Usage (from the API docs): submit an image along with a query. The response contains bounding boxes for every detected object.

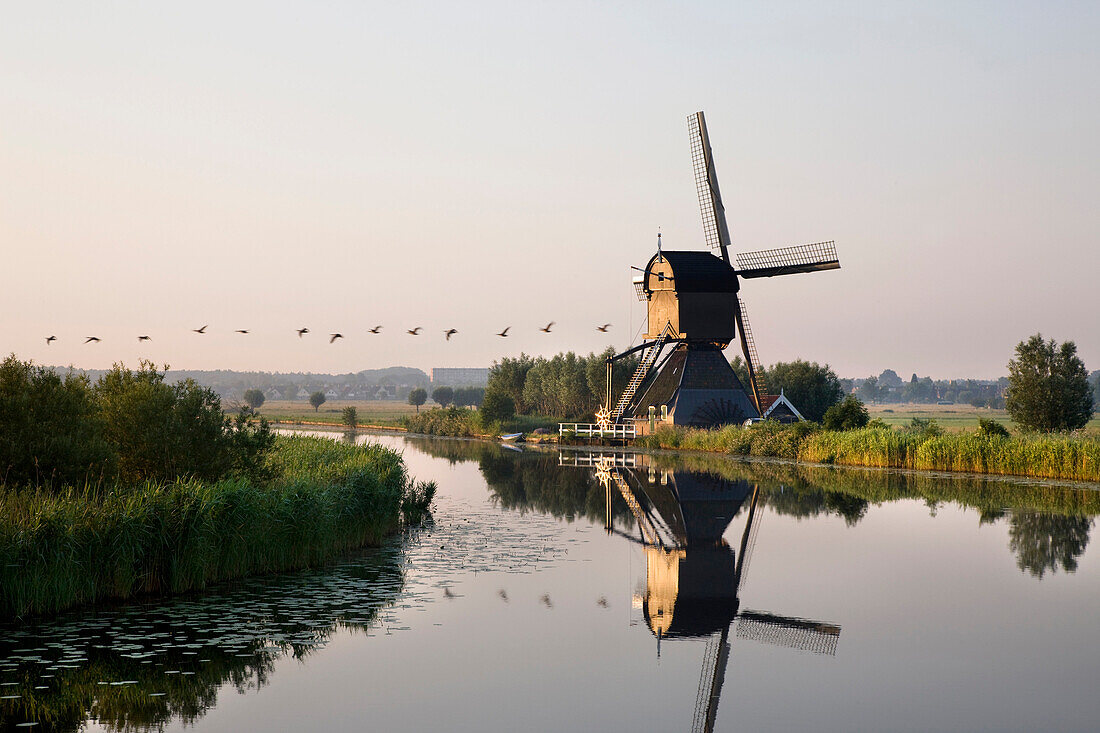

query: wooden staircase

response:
[610,327,671,422]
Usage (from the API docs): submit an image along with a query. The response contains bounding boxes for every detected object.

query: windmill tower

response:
[602,112,840,431]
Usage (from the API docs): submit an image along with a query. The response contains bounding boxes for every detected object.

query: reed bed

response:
[0,436,433,619]
[640,424,1100,483]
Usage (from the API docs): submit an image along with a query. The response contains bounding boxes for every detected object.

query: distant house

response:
[265,388,283,400]
[296,387,311,399]
[758,390,806,424]
[324,388,339,400]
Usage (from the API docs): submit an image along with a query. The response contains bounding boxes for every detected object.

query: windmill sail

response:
[734,611,841,655]
[736,240,840,279]
[688,112,733,264]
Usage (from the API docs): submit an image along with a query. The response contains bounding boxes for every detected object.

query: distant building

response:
[758,390,805,424]
[430,367,489,387]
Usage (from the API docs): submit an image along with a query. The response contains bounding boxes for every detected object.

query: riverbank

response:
[0,435,434,619]
[635,423,1100,483]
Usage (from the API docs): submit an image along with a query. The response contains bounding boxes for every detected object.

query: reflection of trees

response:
[0,546,405,732]
[479,452,636,529]
[1008,512,1094,579]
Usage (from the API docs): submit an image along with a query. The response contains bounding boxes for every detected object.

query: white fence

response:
[558,422,636,440]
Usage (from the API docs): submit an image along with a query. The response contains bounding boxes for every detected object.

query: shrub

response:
[0,355,115,488]
[243,389,266,410]
[902,417,943,438]
[977,418,1010,438]
[822,395,870,431]
[342,406,358,429]
[93,362,274,485]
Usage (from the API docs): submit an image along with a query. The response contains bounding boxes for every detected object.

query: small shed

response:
[758,390,805,424]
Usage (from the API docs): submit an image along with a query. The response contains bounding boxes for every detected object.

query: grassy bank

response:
[0,435,434,619]
[401,405,559,438]
[637,423,1100,483]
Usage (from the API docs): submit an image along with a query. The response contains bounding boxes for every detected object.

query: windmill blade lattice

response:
[736,241,840,279]
[688,112,733,261]
[734,611,841,655]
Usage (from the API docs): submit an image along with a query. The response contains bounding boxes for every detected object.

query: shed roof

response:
[647,251,738,293]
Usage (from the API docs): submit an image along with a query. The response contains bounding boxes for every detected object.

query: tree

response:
[765,360,843,423]
[1005,334,1093,432]
[857,376,880,404]
[453,386,485,407]
[243,388,265,410]
[487,354,536,414]
[309,391,326,412]
[878,369,903,389]
[408,387,427,413]
[342,405,358,428]
[431,386,454,406]
[823,395,869,431]
[480,389,515,423]
[94,361,273,484]
[0,355,115,488]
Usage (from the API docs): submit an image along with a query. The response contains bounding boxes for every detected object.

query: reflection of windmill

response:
[603,111,840,429]
[594,458,841,733]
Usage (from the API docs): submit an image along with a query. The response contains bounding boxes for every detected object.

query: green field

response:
[868,403,1100,436]
[254,399,420,427]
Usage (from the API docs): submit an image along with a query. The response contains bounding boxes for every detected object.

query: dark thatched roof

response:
[647,251,738,293]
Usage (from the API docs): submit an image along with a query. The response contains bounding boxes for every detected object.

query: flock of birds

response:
[44,323,614,346]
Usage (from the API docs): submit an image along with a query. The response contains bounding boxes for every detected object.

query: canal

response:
[3,432,1099,732]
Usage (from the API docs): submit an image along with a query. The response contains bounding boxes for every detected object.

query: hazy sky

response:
[2,1,1097,379]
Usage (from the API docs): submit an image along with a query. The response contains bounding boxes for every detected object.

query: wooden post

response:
[606,358,613,411]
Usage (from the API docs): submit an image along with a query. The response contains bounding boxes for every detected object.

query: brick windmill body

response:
[601,112,841,434]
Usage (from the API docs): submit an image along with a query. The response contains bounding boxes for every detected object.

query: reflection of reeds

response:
[0,436,428,618]
[637,424,1100,483]
[0,545,405,731]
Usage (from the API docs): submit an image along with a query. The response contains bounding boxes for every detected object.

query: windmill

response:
[600,111,840,430]
[592,457,841,733]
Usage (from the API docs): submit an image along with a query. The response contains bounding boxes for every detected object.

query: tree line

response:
[482,349,641,421]
[1,356,273,490]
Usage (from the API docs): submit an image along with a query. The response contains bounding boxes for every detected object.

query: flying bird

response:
[407,327,422,336]
[138,335,152,342]
[193,325,207,334]
[329,333,344,343]
[297,328,309,338]
[84,336,100,344]
[235,329,249,334]
[45,335,56,345]
[596,323,611,332]
[539,322,554,333]
[444,329,457,341]
[369,326,382,334]
[497,327,510,337]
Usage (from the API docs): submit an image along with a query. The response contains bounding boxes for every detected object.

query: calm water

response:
[3,432,1100,732]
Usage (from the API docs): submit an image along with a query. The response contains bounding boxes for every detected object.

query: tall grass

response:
[0,436,433,619]
[639,423,1100,482]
